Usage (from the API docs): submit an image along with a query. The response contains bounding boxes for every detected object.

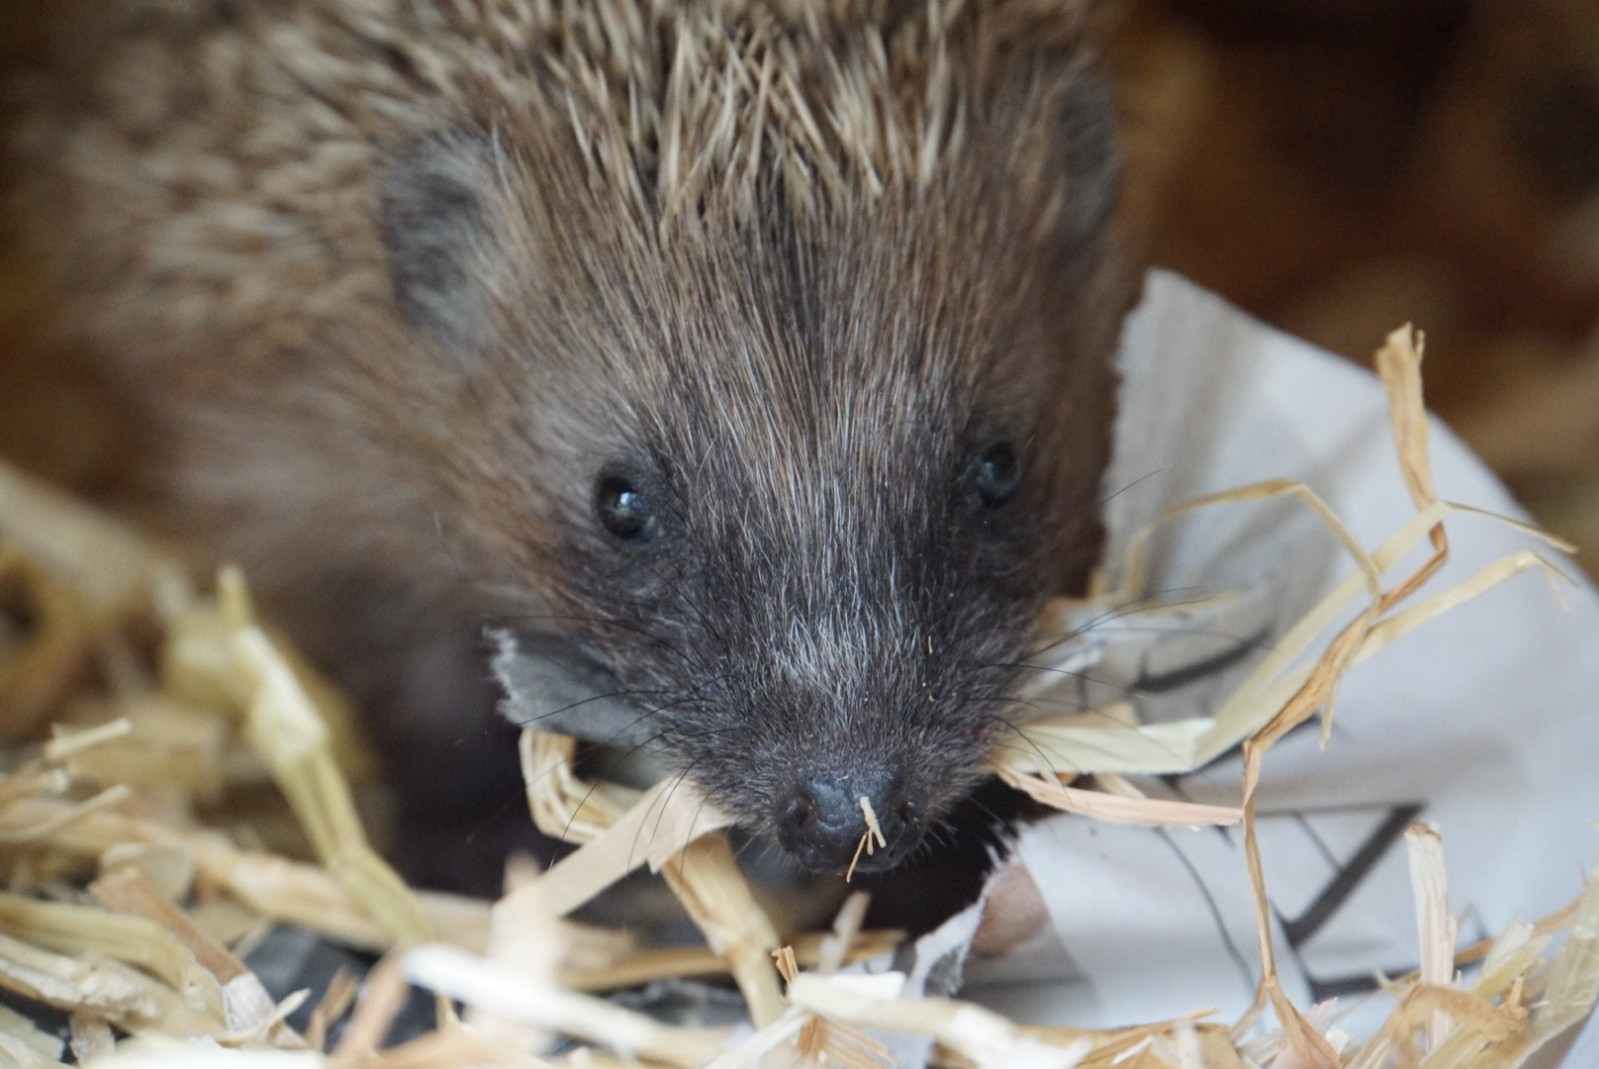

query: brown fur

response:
[12,0,1136,885]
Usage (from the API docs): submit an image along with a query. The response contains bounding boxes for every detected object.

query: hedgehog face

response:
[498,189,1123,874]
[560,413,1051,874]
[375,4,1131,875]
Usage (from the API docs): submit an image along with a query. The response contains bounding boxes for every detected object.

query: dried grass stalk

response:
[166,568,431,947]
[785,973,1092,1069]
[520,732,735,917]
[68,1013,114,1063]
[519,732,784,1026]
[0,796,480,953]
[0,1001,68,1064]
[991,764,1242,828]
[89,867,304,1046]
[658,833,785,1027]
[1407,823,1458,1050]
[402,944,728,1067]
[0,928,161,1026]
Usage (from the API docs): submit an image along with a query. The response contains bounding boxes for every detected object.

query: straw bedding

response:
[0,330,1593,1068]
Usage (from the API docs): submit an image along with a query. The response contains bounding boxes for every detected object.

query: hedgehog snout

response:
[774,764,920,874]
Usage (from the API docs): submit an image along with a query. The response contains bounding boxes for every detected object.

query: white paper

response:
[494,268,1599,1062]
[966,271,1599,1051]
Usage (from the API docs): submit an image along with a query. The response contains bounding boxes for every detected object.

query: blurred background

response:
[2,0,1596,572]
[1108,0,1599,571]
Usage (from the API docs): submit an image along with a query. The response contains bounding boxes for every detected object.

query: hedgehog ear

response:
[1055,58,1120,251]
[380,130,506,354]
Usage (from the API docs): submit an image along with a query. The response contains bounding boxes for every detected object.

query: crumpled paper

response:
[960,270,1599,1042]
[497,269,1599,1059]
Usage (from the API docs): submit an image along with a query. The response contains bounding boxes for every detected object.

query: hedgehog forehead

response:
[638,326,967,520]
[528,0,1090,227]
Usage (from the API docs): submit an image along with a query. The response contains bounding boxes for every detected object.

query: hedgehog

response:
[10,0,1136,895]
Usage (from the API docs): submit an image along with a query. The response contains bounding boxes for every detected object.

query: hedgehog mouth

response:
[493,629,1011,887]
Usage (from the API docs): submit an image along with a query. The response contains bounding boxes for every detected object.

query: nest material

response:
[0,329,1594,1069]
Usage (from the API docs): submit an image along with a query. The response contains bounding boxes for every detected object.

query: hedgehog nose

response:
[776,768,917,874]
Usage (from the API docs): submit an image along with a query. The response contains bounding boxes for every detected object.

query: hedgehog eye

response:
[595,475,656,542]
[971,441,1020,509]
